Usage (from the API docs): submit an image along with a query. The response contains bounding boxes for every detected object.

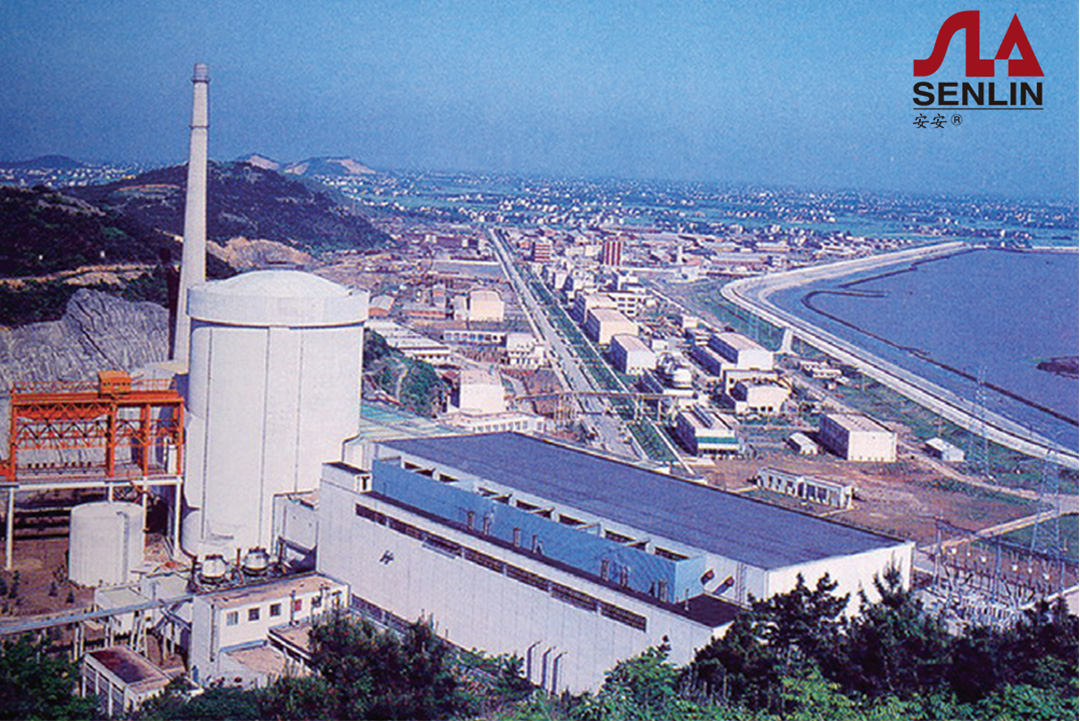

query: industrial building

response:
[366,319,451,364]
[181,270,368,559]
[190,574,348,688]
[83,646,172,717]
[728,379,791,415]
[317,433,913,693]
[708,332,774,371]
[609,334,657,376]
[926,437,965,462]
[755,468,854,509]
[674,407,740,456]
[467,289,505,322]
[819,413,897,462]
[584,308,638,345]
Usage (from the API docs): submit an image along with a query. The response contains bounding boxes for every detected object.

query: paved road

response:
[487,228,642,459]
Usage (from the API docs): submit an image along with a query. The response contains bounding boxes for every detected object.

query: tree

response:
[308,610,472,719]
[687,573,846,712]
[574,645,718,721]
[0,636,96,720]
[835,566,950,698]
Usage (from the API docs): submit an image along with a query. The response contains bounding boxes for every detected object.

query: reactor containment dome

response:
[181,270,369,558]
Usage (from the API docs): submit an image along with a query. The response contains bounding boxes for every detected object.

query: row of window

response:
[224,596,320,627]
[354,502,648,633]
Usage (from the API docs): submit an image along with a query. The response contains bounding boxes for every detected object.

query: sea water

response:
[768,248,1079,452]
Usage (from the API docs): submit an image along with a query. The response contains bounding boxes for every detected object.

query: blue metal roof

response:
[380,433,905,570]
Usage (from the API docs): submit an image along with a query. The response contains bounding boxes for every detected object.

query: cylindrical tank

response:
[181,270,368,558]
[69,502,144,587]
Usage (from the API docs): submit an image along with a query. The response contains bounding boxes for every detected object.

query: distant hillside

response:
[283,156,376,177]
[0,155,87,170]
[0,186,170,276]
[72,161,389,251]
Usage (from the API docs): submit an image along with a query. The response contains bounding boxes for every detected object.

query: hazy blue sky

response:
[1,0,1076,199]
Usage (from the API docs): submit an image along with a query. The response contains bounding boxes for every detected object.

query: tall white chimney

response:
[172,63,210,364]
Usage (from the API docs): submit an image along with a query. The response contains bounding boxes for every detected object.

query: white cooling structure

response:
[69,502,145,587]
[181,270,368,558]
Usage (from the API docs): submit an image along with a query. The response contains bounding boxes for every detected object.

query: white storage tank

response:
[69,502,144,586]
[181,270,368,558]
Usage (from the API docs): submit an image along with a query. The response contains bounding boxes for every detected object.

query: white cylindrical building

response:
[69,502,145,587]
[181,270,368,558]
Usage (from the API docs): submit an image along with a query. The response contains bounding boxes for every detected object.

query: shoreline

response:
[723,242,1079,471]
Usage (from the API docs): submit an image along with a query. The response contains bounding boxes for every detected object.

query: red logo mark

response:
[914,11,1043,77]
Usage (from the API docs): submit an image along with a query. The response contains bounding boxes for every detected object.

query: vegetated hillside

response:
[363,331,447,417]
[72,161,389,252]
[0,186,171,277]
[0,186,234,327]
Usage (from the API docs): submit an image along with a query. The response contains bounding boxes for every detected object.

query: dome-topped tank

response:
[182,270,368,558]
[69,502,144,586]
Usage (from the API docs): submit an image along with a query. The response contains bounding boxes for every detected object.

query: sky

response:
[1,0,1077,200]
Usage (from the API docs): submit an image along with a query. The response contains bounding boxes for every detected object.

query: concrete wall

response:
[317,476,724,694]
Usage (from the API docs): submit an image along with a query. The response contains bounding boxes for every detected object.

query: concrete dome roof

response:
[188,270,368,328]
[205,270,352,299]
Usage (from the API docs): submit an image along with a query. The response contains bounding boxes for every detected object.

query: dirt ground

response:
[696,448,1038,547]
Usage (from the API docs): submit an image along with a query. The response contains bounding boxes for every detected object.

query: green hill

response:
[0,186,171,277]
[72,161,390,251]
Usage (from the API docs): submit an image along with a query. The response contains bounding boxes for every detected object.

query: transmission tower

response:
[967,368,992,480]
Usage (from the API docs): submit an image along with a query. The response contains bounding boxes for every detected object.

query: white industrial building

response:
[926,437,965,462]
[317,433,913,694]
[755,467,854,509]
[181,271,368,559]
[609,334,657,376]
[453,368,506,415]
[367,319,451,364]
[572,293,616,322]
[468,289,505,322]
[728,379,791,415]
[584,308,638,345]
[674,407,741,456]
[709,332,774,371]
[819,413,897,462]
[189,574,348,689]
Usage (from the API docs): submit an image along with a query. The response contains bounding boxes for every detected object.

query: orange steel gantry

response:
[2,371,184,482]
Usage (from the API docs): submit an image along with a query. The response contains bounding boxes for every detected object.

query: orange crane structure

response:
[1,371,185,570]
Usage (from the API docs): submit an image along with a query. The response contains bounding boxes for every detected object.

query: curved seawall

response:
[723,242,1079,470]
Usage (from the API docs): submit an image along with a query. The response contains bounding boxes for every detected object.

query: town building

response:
[468,289,505,322]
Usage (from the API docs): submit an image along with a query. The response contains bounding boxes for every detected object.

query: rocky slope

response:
[0,289,168,388]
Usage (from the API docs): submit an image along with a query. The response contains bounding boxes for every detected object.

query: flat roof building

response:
[317,433,912,693]
[819,413,897,463]
[83,647,172,717]
[674,407,741,456]
[609,334,657,376]
[584,308,638,345]
[709,332,773,371]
